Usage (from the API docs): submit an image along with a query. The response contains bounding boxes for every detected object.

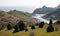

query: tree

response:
[7,24,12,30]
[31,25,35,30]
[18,20,25,31]
[47,25,54,32]
[46,19,54,32]
[13,25,19,33]
[13,20,25,33]
[39,22,44,28]
[49,19,53,25]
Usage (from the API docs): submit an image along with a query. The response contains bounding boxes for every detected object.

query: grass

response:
[8,11,32,19]
[0,25,60,36]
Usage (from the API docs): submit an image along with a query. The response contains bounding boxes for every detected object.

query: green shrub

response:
[31,25,35,30]
[39,22,44,28]
[7,24,12,30]
[47,25,54,32]
[18,20,25,31]
[13,25,19,33]
[46,19,54,32]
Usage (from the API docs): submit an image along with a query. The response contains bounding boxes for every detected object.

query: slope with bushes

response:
[0,10,20,26]
[8,10,32,20]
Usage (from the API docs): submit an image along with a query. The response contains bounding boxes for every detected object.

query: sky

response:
[0,0,60,13]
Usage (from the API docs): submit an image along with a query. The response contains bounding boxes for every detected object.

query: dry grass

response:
[0,25,60,36]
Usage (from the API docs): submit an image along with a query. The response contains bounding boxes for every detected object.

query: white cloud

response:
[0,0,60,7]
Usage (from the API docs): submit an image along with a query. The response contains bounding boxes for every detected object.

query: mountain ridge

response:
[33,4,60,14]
[42,8,60,20]
[0,10,32,26]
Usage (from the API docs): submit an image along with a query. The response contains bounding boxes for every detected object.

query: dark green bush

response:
[31,25,35,30]
[39,22,44,28]
[47,25,54,32]
[46,19,54,32]
[13,25,19,33]
[7,24,12,30]
[18,21,25,31]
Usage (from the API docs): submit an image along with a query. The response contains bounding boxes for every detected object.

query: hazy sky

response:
[0,0,60,7]
[0,0,60,13]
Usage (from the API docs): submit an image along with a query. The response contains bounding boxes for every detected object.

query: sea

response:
[32,14,57,24]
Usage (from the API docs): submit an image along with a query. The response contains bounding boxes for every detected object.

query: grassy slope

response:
[0,11,20,25]
[0,25,60,36]
[8,10,32,20]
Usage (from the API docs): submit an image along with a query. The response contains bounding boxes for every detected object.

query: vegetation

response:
[39,22,44,28]
[47,25,54,32]
[0,10,60,36]
[0,11,20,26]
[54,20,60,31]
[13,20,25,33]
[13,25,19,33]
[0,25,4,30]
[35,23,39,26]
[0,25,60,36]
[31,25,35,30]
[8,10,32,19]
[0,10,32,27]
[7,24,12,30]
[25,29,28,32]
[18,21,25,31]
[49,19,53,25]
[25,25,28,31]
[56,20,60,24]
[46,19,54,32]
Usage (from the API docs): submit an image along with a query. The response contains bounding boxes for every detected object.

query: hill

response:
[8,10,32,19]
[8,10,32,23]
[42,8,60,20]
[33,4,60,14]
[33,6,55,14]
[0,10,20,26]
[0,10,32,26]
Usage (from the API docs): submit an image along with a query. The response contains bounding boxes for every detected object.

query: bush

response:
[25,29,28,31]
[13,20,25,33]
[49,19,53,25]
[31,25,35,30]
[46,19,54,32]
[13,25,19,33]
[18,20,25,31]
[39,22,44,28]
[7,24,12,30]
[47,25,54,32]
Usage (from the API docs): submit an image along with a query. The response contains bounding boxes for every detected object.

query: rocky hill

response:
[42,8,60,20]
[0,10,32,26]
[8,10,32,20]
[33,6,55,14]
[0,10,20,26]
[33,4,60,14]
